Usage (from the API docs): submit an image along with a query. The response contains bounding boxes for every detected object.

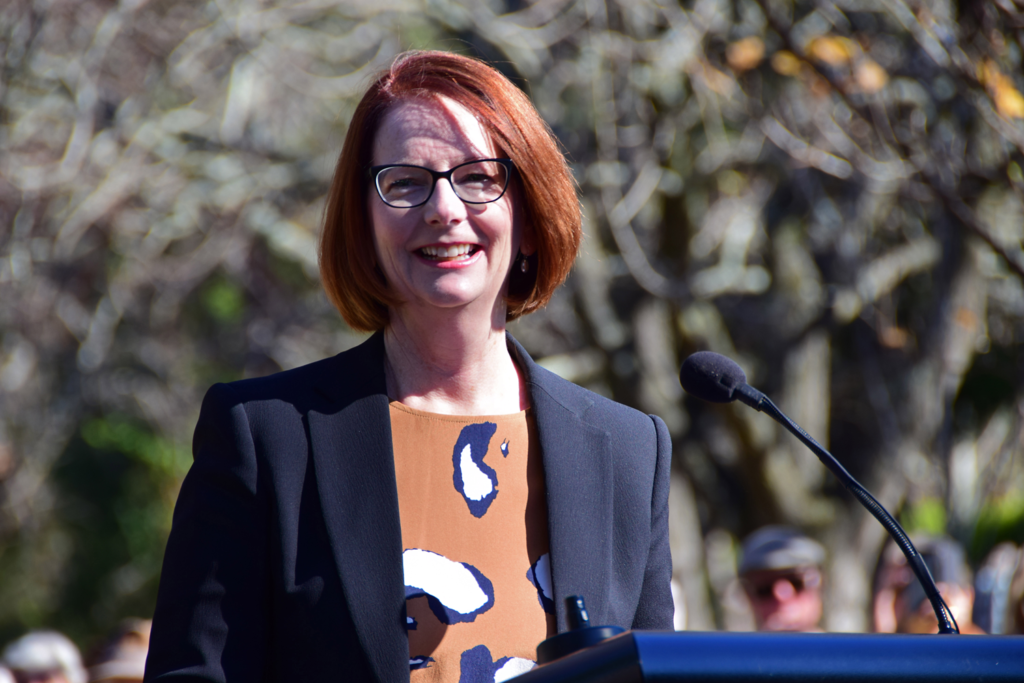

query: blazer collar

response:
[508,335,615,631]
[307,331,408,683]
[307,331,615,680]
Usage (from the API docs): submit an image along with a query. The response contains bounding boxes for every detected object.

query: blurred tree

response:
[1,0,1022,642]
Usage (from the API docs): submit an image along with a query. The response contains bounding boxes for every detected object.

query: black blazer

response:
[145,332,673,682]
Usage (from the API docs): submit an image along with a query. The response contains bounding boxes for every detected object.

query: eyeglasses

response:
[369,158,514,209]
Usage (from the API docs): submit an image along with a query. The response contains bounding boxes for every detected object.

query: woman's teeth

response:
[420,244,475,260]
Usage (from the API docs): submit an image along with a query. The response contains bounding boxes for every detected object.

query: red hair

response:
[319,50,581,332]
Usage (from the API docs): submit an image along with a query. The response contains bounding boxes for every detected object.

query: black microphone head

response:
[679,351,748,403]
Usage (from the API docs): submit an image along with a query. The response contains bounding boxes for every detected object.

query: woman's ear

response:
[520,224,537,257]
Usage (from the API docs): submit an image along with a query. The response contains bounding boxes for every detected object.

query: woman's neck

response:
[382,308,528,416]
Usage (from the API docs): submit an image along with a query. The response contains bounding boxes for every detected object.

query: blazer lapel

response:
[305,330,615,679]
[307,333,408,683]
[509,336,614,632]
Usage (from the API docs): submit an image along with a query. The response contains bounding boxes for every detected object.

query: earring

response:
[519,253,529,273]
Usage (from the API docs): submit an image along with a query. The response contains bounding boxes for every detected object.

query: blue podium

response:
[515,630,1024,682]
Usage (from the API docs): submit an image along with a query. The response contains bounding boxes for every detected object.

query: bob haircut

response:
[319,50,582,332]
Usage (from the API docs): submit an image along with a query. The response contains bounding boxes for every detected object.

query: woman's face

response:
[369,96,525,321]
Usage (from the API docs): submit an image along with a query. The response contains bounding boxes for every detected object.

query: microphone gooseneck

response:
[679,351,959,635]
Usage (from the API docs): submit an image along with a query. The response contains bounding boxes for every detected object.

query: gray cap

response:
[1,631,85,683]
[739,526,826,575]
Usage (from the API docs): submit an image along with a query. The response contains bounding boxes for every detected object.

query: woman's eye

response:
[383,172,428,193]
[455,168,498,187]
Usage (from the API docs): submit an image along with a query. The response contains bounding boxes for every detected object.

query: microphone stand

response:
[733,384,960,634]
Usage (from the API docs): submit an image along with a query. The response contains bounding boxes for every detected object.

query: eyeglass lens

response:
[375,160,510,208]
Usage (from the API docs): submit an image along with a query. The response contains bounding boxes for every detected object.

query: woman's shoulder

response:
[215,355,338,399]
[521,352,670,486]
[530,363,657,425]
[204,332,386,409]
[510,336,661,433]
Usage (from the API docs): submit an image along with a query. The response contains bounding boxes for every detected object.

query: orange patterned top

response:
[389,402,556,682]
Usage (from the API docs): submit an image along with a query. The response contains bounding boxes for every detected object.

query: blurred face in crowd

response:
[896,581,976,634]
[743,566,823,632]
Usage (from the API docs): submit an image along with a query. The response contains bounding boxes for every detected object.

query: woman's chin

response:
[397,285,505,317]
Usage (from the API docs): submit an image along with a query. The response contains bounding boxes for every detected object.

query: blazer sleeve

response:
[631,413,674,630]
[145,383,270,683]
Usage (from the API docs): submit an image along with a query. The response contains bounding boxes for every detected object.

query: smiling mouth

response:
[418,244,479,262]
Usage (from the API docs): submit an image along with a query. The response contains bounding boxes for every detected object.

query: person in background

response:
[87,619,150,683]
[892,536,985,634]
[871,540,908,633]
[1,631,86,683]
[973,542,1024,635]
[738,526,826,632]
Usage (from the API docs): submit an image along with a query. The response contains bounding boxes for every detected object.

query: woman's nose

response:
[424,178,467,224]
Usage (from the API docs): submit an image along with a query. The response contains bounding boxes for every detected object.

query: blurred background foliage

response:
[1,0,1023,645]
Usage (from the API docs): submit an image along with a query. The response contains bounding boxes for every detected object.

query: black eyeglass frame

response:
[368,158,515,209]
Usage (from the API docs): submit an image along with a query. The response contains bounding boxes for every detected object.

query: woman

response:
[145,51,672,683]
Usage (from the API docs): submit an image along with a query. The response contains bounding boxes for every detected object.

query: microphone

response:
[679,351,960,635]
[679,351,765,407]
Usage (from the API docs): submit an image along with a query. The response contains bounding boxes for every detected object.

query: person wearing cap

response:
[738,526,826,632]
[1,631,86,683]
[974,542,1024,635]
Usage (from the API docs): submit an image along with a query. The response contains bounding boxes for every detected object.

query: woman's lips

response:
[418,244,479,262]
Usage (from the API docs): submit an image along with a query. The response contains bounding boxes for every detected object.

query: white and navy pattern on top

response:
[389,403,555,683]
[452,422,500,518]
